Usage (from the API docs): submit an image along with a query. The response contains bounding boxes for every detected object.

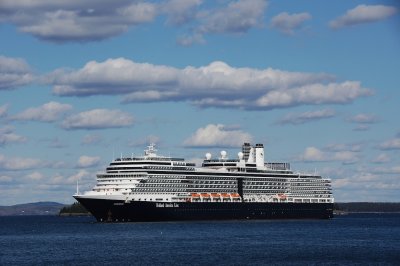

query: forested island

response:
[59,202,90,216]
[334,202,400,213]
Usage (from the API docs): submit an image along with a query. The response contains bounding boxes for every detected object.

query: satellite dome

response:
[238,152,244,160]
[205,153,212,160]
[220,150,227,159]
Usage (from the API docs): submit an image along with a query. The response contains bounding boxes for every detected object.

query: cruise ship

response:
[74,143,334,222]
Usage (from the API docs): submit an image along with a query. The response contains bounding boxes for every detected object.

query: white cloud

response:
[47,58,372,110]
[255,81,372,109]
[0,126,27,146]
[373,166,400,175]
[330,4,397,29]
[162,0,202,26]
[0,1,157,42]
[270,12,311,35]
[11,101,72,122]
[0,175,13,183]
[25,171,44,181]
[176,33,205,46]
[183,124,252,148]
[0,154,42,170]
[324,143,362,153]
[0,104,9,118]
[197,0,267,34]
[50,170,90,185]
[298,146,359,164]
[48,58,179,96]
[299,147,326,161]
[371,153,390,164]
[0,55,33,90]
[61,108,134,130]
[379,138,400,150]
[348,113,379,124]
[77,156,101,168]
[277,109,335,125]
[332,151,359,165]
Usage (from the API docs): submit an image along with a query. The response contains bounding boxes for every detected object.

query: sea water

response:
[0,213,399,265]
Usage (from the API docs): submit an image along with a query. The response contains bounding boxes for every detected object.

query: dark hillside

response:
[0,202,65,216]
[335,202,400,212]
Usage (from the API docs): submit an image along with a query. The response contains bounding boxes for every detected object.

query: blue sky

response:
[0,0,399,205]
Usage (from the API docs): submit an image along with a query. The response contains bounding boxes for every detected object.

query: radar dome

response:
[238,152,244,160]
[220,150,227,159]
[205,153,212,160]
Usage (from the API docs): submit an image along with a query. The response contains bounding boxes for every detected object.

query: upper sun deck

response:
[110,143,191,166]
[201,144,291,172]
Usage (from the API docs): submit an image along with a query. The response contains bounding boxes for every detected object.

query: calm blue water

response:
[0,213,399,265]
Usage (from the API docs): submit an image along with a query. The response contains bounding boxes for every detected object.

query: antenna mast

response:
[76,179,80,195]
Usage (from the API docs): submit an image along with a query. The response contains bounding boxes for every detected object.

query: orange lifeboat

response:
[278,193,287,200]
[211,193,220,198]
[201,193,210,198]
[191,193,200,197]
[221,193,230,198]
[231,193,240,198]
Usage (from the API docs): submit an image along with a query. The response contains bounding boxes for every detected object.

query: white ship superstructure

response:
[77,143,333,205]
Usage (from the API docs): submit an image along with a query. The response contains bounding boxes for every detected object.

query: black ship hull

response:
[75,197,334,222]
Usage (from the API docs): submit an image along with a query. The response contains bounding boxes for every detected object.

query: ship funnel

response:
[255,143,265,169]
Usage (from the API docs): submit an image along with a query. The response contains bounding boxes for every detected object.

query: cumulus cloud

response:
[270,12,311,34]
[0,154,42,170]
[0,126,27,146]
[11,101,72,122]
[197,0,267,34]
[277,109,335,125]
[77,156,101,168]
[347,113,379,131]
[0,175,13,183]
[255,81,372,109]
[371,153,390,164]
[324,143,362,153]
[378,138,400,150]
[183,124,252,148]
[347,113,379,124]
[47,58,372,110]
[176,0,267,45]
[329,4,397,29]
[0,0,267,43]
[0,55,34,90]
[372,166,400,175]
[0,1,157,42]
[176,33,205,46]
[61,109,134,130]
[298,146,359,164]
[0,104,9,118]
[162,0,202,26]
[25,171,44,181]
[50,170,90,185]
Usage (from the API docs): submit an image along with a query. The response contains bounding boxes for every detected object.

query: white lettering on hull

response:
[156,203,179,208]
